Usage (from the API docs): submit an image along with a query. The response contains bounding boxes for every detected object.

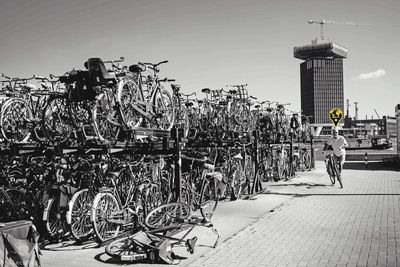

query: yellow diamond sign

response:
[329,108,343,127]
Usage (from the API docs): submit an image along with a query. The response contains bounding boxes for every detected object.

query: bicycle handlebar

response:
[142,60,169,68]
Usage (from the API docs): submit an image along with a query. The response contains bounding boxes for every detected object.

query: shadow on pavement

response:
[268,182,328,188]
[94,252,139,265]
[40,239,100,251]
[344,162,400,171]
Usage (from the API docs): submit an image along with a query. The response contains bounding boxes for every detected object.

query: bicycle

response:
[105,202,219,263]
[180,150,222,221]
[0,75,52,143]
[118,60,175,134]
[90,157,162,242]
[324,152,343,188]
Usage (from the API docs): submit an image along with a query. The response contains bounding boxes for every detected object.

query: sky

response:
[1,0,399,119]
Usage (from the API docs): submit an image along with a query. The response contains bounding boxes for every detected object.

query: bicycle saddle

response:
[171,84,180,92]
[129,64,146,73]
[186,236,198,254]
[229,89,237,94]
[218,101,227,106]
[201,88,211,94]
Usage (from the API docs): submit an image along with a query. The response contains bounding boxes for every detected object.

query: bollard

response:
[365,152,368,169]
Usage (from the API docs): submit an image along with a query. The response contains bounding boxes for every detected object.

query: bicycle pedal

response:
[186,236,198,254]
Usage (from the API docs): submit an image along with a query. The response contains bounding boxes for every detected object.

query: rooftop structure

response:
[294,42,348,60]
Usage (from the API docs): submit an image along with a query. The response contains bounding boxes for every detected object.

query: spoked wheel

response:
[105,235,147,259]
[145,202,191,229]
[117,78,143,129]
[302,151,312,171]
[45,196,69,238]
[243,155,255,195]
[42,96,73,143]
[334,163,343,188]
[92,92,122,143]
[4,188,27,221]
[152,88,175,130]
[0,98,33,142]
[91,192,121,243]
[175,107,190,138]
[199,179,219,221]
[230,163,244,200]
[68,189,94,241]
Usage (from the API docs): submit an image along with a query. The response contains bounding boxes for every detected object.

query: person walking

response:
[323,128,348,179]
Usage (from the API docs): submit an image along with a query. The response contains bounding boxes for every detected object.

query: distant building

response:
[294,42,348,136]
[342,116,397,137]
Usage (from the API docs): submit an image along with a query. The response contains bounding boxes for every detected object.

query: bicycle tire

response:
[152,88,175,130]
[117,78,143,129]
[0,98,33,142]
[105,235,147,260]
[67,188,94,241]
[44,196,70,237]
[145,202,191,229]
[334,162,343,188]
[92,92,121,143]
[199,178,219,220]
[327,159,335,184]
[4,188,26,221]
[91,192,121,242]
[175,106,190,138]
[303,151,312,171]
[42,96,73,143]
[231,163,244,200]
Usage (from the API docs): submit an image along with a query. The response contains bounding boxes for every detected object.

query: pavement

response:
[41,161,400,267]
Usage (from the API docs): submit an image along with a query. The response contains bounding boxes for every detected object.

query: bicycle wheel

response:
[334,162,343,188]
[4,188,26,221]
[302,151,312,171]
[117,78,143,129]
[91,192,121,242]
[231,163,244,200]
[199,178,219,220]
[105,235,147,259]
[152,88,175,130]
[67,189,94,241]
[145,202,190,229]
[42,96,73,143]
[45,196,69,237]
[175,107,190,138]
[0,98,33,142]
[242,155,255,194]
[327,160,336,184]
[92,92,122,143]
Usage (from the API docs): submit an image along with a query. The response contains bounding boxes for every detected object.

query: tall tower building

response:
[294,42,348,135]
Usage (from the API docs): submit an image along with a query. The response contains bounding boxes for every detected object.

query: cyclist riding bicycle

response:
[322,128,348,179]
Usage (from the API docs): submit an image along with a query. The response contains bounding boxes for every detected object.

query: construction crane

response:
[308,19,369,41]
[373,108,380,119]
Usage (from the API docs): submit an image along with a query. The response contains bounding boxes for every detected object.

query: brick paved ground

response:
[186,162,400,267]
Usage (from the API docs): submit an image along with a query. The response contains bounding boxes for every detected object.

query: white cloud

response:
[357,69,386,80]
